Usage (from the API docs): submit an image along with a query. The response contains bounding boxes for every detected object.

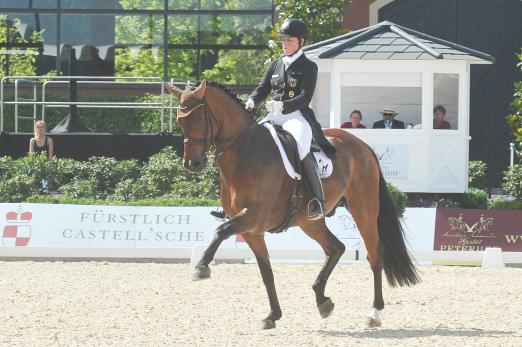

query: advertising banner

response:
[434,208,522,252]
[0,204,220,249]
[1,203,435,258]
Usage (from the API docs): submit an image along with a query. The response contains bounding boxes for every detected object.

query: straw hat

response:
[380,105,398,115]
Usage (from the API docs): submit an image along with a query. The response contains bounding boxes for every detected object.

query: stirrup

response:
[307,198,324,221]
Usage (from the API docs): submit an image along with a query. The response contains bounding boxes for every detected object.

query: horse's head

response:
[165,80,214,172]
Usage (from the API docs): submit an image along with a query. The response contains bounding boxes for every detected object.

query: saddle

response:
[271,124,302,177]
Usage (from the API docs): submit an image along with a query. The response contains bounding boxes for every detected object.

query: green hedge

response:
[2,148,414,214]
[501,164,522,200]
[386,182,407,217]
[5,147,518,210]
[468,160,488,189]
[488,198,522,210]
[462,188,488,209]
[0,147,219,203]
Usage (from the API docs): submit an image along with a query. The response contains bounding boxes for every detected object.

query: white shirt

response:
[282,49,303,71]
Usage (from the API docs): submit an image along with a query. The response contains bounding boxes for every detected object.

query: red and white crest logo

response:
[2,207,32,247]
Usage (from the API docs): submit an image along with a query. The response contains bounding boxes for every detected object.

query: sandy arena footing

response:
[0,262,521,346]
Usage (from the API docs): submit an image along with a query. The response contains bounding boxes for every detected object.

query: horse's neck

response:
[216,126,273,174]
[207,87,252,143]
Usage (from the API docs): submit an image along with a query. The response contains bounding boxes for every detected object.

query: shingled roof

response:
[303,21,494,63]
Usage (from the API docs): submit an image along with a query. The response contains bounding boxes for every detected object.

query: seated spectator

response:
[433,105,451,129]
[29,120,54,160]
[372,106,405,129]
[341,110,366,129]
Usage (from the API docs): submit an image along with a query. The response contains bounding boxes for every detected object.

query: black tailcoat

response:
[249,54,336,159]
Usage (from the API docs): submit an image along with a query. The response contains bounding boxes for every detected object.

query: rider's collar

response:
[282,49,303,69]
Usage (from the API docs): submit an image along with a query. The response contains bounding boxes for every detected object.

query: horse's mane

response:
[191,81,246,109]
[189,80,261,120]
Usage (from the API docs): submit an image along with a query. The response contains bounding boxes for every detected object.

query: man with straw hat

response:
[372,106,405,129]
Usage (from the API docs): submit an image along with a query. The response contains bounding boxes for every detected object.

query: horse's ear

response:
[164,83,182,100]
[192,80,207,100]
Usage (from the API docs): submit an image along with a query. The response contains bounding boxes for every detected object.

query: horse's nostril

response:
[188,160,203,172]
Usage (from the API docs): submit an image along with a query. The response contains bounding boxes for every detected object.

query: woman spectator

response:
[341,110,366,129]
[29,120,54,160]
[433,105,451,129]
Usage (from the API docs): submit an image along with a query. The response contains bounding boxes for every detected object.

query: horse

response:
[165,80,420,330]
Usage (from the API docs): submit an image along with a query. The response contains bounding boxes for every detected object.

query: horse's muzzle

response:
[184,157,207,172]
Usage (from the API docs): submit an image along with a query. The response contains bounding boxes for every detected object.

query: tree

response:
[507,50,522,160]
[268,0,350,57]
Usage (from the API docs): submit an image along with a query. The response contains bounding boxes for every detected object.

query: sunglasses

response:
[383,113,394,116]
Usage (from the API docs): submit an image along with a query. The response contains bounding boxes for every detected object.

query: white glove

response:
[266,100,284,115]
[245,98,255,111]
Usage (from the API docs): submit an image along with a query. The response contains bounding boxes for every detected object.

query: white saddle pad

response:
[312,150,333,179]
[263,123,333,180]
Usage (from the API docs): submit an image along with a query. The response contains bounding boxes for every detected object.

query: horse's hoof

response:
[261,319,276,330]
[318,298,335,319]
[366,308,382,328]
[366,317,382,328]
[193,265,210,281]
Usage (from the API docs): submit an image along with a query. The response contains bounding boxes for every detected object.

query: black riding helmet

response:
[278,18,307,40]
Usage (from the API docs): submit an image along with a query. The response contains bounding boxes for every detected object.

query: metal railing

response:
[0,76,179,133]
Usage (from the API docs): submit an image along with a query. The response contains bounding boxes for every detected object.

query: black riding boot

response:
[302,152,325,221]
[210,208,226,220]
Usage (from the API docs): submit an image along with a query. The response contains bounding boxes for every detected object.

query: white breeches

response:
[263,110,312,160]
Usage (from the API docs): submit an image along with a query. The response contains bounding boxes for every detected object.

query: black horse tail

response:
[377,170,420,287]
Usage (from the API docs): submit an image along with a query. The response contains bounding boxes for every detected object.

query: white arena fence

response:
[1,203,521,266]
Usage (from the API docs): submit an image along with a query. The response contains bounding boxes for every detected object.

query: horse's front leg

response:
[301,221,346,319]
[242,233,282,330]
[193,209,246,280]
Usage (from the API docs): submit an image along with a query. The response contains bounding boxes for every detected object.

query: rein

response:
[179,98,256,156]
[214,121,257,156]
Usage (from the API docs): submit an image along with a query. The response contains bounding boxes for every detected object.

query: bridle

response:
[178,98,256,156]
[178,99,217,155]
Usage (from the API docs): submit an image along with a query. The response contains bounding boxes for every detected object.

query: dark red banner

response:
[434,208,522,252]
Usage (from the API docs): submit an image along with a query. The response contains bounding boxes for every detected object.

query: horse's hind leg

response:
[348,204,384,327]
[301,221,346,319]
[241,233,282,329]
[366,224,384,328]
[194,209,246,280]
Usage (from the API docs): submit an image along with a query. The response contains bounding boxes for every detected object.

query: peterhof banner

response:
[434,208,522,252]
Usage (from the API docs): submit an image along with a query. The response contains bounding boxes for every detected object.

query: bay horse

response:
[165,80,419,329]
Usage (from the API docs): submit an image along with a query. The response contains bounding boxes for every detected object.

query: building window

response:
[433,73,459,130]
[340,72,422,129]
[0,1,273,82]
